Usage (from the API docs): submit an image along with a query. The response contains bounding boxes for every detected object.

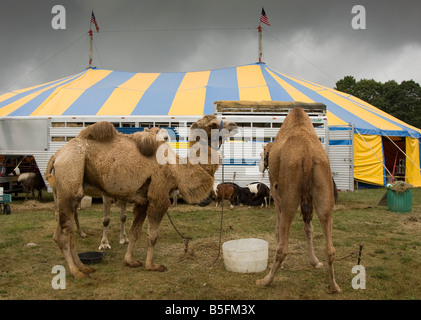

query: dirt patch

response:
[9,200,54,212]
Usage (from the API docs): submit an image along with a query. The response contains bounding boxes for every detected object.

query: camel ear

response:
[191,123,198,129]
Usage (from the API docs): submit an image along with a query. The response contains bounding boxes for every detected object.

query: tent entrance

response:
[382,136,406,182]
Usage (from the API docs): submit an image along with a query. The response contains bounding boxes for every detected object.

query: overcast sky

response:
[1,0,420,94]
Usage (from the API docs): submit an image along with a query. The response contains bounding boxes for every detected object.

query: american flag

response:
[91,11,99,32]
[260,7,270,26]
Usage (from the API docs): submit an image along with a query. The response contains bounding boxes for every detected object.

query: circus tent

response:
[1,62,420,187]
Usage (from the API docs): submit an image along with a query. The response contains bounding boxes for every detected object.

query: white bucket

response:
[222,238,268,273]
[80,196,92,209]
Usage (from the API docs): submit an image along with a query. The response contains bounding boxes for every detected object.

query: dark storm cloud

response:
[1,0,420,94]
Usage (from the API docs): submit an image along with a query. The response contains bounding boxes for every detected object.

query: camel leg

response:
[119,201,129,245]
[124,203,148,268]
[312,176,341,293]
[54,199,89,279]
[145,201,168,272]
[99,196,112,250]
[256,208,295,287]
[74,208,87,238]
[317,212,341,293]
[303,220,323,268]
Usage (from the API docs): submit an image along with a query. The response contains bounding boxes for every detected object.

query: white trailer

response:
[0,101,354,193]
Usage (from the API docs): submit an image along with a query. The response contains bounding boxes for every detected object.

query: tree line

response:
[335,76,421,130]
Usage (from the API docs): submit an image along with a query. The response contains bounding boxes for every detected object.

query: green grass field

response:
[0,188,420,300]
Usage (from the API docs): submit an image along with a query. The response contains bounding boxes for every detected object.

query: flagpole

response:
[258,7,270,63]
[258,23,263,63]
[88,11,93,68]
[89,29,93,68]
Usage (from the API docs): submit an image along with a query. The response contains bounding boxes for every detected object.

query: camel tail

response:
[300,157,313,222]
[45,154,56,188]
[78,121,117,142]
[332,177,338,204]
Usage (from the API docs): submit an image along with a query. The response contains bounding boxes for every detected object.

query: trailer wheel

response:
[4,204,11,215]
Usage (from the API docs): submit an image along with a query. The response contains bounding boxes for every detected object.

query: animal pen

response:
[0,100,355,193]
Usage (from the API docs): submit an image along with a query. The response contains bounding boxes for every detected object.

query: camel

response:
[47,127,168,250]
[46,115,237,279]
[256,107,341,293]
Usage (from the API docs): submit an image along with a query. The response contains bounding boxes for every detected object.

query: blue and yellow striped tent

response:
[1,62,420,186]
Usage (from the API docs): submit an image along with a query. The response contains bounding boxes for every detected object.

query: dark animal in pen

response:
[17,172,46,201]
[215,183,238,209]
[245,182,271,207]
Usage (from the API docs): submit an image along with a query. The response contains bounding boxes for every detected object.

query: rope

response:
[213,142,225,263]
[166,211,191,253]
[380,130,421,171]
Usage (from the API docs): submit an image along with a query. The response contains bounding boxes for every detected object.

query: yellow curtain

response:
[354,134,385,185]
[405,137,421,187]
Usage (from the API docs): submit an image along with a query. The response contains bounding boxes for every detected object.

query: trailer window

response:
[155,122,169,127]
[252,122,271,128]
[121,122,135,127]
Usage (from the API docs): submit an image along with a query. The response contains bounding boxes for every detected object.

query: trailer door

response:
[328,125,354,191]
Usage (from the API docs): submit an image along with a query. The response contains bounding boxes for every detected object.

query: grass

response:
[0,188,420,300]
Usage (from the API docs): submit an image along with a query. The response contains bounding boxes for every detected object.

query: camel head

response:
[131,127,170,157]
[259,142,273,172]
[189,115,238,149]
[145,127,169,143]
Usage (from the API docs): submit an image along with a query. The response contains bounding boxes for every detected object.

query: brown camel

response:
[46,116,237,279]
[256,107,341,293]
[47,127,168,250]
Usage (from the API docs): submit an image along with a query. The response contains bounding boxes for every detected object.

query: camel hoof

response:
[125,260,143,268]
[255,278,270,287]
[99,243,111,250]
[78,232,87,238]
[311,261,323,269]
[81,266,96,274]
[73,271,90,279]
[119,238,129,245]
[147,264,167,272]
[329,283,342,294]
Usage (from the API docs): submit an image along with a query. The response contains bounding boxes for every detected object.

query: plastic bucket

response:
[387,189,412,213]
[222,238,268,273]
[80,196,92,209]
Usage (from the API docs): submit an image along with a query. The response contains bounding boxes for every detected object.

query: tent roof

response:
[1,62,420,138]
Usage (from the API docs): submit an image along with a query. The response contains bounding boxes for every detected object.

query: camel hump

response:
[131,131,158,157]
[300,157,313,222]
[78,121,117,142]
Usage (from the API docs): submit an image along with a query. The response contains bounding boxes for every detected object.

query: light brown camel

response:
[47,127,168,251]
[46,116,237,279]
[256,107,341,293]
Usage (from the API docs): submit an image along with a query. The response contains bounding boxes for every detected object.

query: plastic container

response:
[80,196,92,209]
[387,189,412,213]
[222,238,268,273]
[0,187,3,195]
